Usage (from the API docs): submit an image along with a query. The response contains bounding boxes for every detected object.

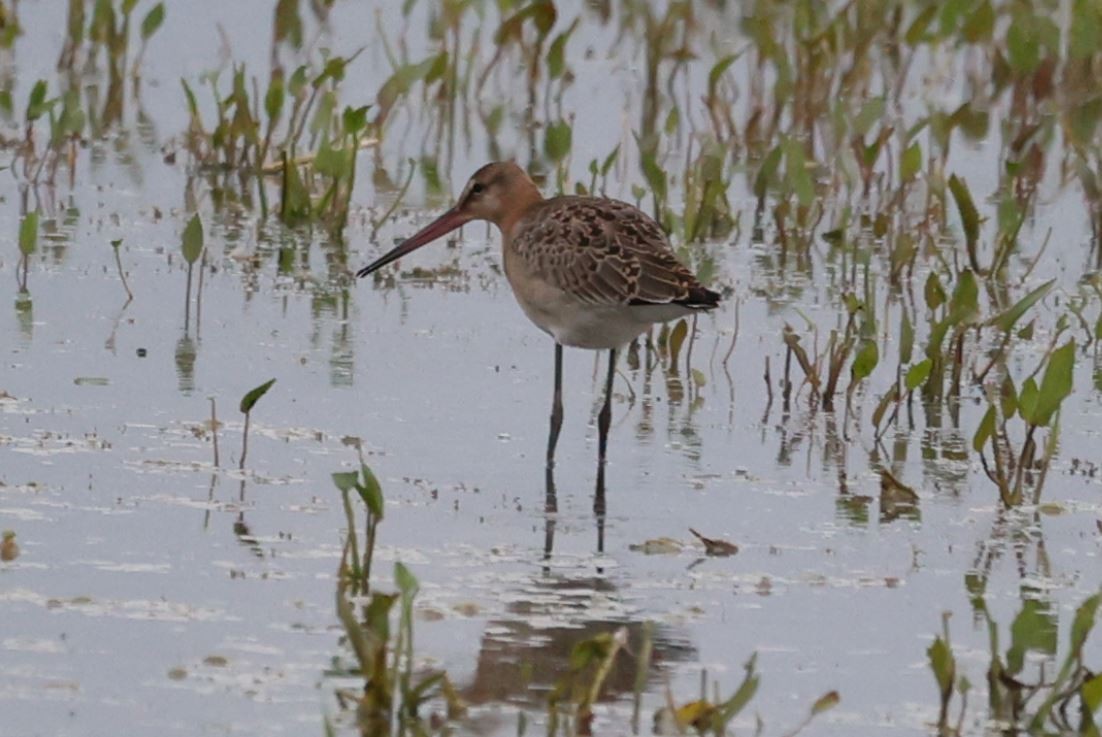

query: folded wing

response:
[511,197,720,310]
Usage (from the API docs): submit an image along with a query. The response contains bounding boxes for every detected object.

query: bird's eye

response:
[470,182,485,196]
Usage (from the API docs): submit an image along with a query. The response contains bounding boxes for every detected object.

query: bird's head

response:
[356,161,542,279]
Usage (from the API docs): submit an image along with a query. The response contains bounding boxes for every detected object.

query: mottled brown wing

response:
[511,197,719,308]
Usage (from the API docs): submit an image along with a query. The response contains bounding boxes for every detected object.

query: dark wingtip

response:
[629,286,722,310]
[685,286,722,309]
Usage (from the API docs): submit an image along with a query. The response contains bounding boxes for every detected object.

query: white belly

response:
[508,274,693,349]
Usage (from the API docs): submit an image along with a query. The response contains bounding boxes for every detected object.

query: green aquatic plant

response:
[238,378,276,471]
[650,653,838,737]
[928,612,968,736]
[331,463,384,596]
[973,337,1075,507]
[330,465,465,737]
[110,238,133,303]
[777,291,874,414]
[0,1,19,49]
[547,627,628,735]
[0,530,18,562]
[17,211,37,291]
[55,0,165,130]
[933,590,1102,734]
[12,79,85,186]
[179,213,203,329]
[180,50,372,236]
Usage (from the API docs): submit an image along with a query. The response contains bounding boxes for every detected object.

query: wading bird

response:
[356,161,720,467]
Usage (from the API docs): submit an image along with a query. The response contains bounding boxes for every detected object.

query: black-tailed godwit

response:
[356,161,720,466]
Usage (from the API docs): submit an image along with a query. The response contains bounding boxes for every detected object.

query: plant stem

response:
[239,410,250,471]
[210,397,220,467]
[184,262,193,333]
[113,244,133,302]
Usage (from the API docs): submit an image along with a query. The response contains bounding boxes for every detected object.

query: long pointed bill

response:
[355,208,470,278]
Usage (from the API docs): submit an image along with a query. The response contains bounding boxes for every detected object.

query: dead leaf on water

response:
[811,689,840,714]
[452,602,481,617]
[878,469,920,523]
[654,699,715,733]
[47,596,93,609]
[417,607,445,622]
[878,469,919,503]
[1037,502,1065,516]
[1,531,19,562]
[629,537,683,555]
[689,528,739,556]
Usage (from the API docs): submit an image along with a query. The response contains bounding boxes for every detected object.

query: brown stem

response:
[210,398,220,468]
[239,410,250,471]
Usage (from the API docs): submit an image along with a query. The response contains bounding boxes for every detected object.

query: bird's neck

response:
[497,180,544,237]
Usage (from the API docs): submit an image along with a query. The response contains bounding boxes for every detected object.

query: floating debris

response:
[689,528,739,556]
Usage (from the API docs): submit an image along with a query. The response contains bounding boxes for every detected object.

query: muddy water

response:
[3,2,1102,736]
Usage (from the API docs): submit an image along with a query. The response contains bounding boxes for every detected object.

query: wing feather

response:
[510,197,719,309]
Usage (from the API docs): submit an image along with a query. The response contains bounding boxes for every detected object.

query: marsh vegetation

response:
[2,1,1102,735]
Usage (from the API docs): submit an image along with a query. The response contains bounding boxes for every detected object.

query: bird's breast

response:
[502,245,659,349]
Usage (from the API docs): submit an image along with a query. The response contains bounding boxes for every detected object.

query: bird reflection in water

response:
[451,463,694,726]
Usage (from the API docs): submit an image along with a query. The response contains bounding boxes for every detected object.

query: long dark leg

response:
[547,342,564,467]
[594,350,614,566]
[543,464,558,575]
[594,461,606,558]
[597,349,616,464]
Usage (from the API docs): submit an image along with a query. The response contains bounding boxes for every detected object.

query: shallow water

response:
[3,2,1102,736]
